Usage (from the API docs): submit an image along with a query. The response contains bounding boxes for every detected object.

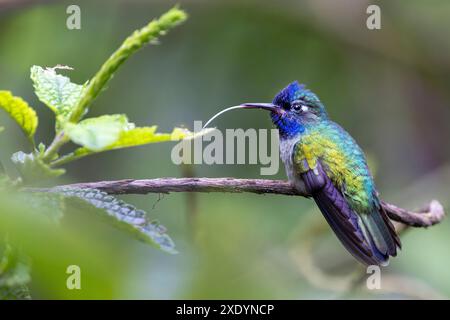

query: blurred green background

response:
[0,0,449,299]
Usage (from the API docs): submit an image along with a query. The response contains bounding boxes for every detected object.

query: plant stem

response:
[68,6,187,123]
[43,7,187,165]
[42,132,69,162]
[50,151,87,167]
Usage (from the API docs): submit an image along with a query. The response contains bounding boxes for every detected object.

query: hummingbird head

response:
[240,81,328,138]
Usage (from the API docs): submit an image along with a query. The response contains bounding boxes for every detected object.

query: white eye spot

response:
[301,105,309,112]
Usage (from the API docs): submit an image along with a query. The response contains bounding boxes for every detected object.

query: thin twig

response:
[28,177,445,228]
[381,200,444,227]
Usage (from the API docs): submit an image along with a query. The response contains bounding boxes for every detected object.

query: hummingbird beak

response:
[202,103,282,129]
[239,103,281,113]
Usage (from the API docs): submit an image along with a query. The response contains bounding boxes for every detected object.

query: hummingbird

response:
[237,81,401,266]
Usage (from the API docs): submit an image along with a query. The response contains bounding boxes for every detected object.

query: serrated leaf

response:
[64,114,130,151]
[30,65,84,121]
[0,91,38,142]
[11,151,65,183]
[56,187,177,254]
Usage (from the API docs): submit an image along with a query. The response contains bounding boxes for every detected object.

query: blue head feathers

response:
[270,81,327,138]
[272,81,321,109]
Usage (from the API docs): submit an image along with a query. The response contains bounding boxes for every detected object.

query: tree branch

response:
[35,177,445,228]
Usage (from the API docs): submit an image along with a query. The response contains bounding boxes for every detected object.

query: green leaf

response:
[64,114,130,151]
[30,65,84,122]
[0,242,31,300]
[97,126,209,151]
[108,126,199,149]
[55,188,177,254]
[0,284,31,300]
[64,115,203,153]
[51,126,212,167]
[0,91,38,143]
[11,151,65,183]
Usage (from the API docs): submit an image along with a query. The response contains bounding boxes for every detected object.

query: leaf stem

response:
[50,151,87,167]
[42,132,69,162]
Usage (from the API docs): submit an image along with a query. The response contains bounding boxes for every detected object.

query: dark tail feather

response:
[359,203,401,261]
[380,205,402,249]
[313,193,380,265]
[302,165,400,266]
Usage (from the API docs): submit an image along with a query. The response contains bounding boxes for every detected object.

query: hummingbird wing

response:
[301,161,398,266]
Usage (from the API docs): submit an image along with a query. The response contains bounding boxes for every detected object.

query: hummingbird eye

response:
[292,102,308,113]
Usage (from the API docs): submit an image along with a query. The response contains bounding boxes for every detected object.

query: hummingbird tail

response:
[359,204,401,264]
[302,163,401,266]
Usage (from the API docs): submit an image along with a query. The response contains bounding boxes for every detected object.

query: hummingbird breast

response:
[279,134,308,194]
